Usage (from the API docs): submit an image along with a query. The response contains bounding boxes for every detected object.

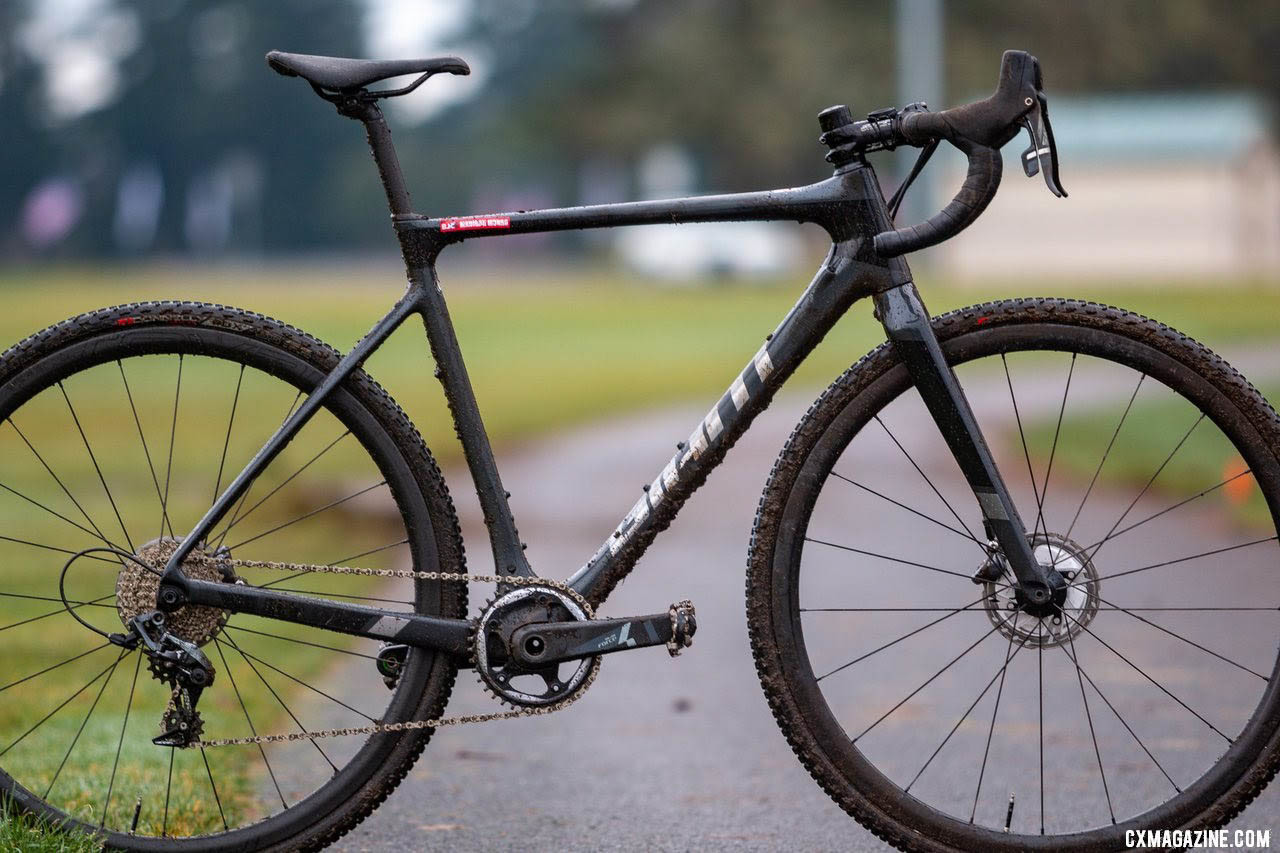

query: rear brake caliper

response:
[375,643,409,689]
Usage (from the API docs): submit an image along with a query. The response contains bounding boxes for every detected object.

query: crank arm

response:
[509,603,696,667]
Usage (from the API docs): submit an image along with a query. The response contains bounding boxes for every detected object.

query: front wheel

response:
[748,298,1280,850]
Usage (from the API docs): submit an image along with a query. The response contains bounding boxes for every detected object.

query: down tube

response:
[568,240,897,605]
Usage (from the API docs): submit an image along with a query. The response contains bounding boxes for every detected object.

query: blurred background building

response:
[943,94,1280,279]
[0,0,1276,280]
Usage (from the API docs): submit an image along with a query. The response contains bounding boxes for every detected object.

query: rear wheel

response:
[0,302,466,850]
[748,298,1280,850]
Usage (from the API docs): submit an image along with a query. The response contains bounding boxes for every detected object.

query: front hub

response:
[981,532,1100,648]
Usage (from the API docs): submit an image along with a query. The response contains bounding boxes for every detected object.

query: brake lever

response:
[1020,92,1067,197]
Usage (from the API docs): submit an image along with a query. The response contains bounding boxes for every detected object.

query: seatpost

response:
[338,99,414,217]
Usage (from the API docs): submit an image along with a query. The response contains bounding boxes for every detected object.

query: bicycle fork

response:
[874,283,1056,605]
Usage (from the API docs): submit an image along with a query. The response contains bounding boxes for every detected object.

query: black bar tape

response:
[872,49,1041,257]
[874,139,1001,257]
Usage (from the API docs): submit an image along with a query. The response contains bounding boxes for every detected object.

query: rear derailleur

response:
[111,611,215,748]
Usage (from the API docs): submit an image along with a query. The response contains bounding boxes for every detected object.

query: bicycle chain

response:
[195,559,599,748]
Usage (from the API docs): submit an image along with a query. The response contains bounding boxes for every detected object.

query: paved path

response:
[338,348,1280,852]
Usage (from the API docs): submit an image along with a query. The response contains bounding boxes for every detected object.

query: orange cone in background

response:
[1223,455,1253,505]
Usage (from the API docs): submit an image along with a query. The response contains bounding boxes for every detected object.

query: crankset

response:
[473,585,694,707]
[119,553,697,748]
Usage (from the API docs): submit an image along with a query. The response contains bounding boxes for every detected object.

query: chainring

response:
[474,585,599,707]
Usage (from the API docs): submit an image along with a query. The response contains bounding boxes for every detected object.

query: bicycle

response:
[1,46,1277,851]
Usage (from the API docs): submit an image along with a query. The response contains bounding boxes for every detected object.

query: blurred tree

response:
[0,0,378,257]
[2,0,1276,256]
[428,0,1279,203]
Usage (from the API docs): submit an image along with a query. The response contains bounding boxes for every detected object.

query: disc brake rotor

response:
[982,532,1101,648]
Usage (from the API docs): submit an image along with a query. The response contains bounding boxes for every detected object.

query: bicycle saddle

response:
[265,50,470,92]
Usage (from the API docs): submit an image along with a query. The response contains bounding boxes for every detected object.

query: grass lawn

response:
[0,262,1274,847]
[1028,382,1280,530]
[2,263,1277,464]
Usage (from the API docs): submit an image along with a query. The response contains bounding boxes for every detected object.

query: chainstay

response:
[197,560,598,748]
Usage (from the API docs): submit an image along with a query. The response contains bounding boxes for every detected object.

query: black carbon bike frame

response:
[155,100,1054,661]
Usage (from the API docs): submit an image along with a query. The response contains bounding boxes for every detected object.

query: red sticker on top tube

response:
[440,215,511,232]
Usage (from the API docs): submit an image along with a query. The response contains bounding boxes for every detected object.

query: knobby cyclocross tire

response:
[0,302,467,851]
[748,298,1280,851]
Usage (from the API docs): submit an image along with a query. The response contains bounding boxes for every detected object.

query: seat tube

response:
[873,282,1053,603]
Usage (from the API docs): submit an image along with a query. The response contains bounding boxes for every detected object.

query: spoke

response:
[43,648,128,799]
[0,592,117,634]
[804,606,1007,612]
[226,480,387,551]
[1034,353,1076,544]
[220,632,339,771]
[59,382,133,552]
[831,471,982,546]
[875,415,981,545]
[1058,639,1181,792]
[0,642,110,692]
[1081,468,1254,553]
[162,746,174,837]
[1061,608,1231,743]
[1086,413,1206,564]
[212,365,246,504]
[119,360,172,539]
[100,652,142,829]
[224,624,379,660]
[1095,606,1280,611]
[970,614,1018,824]
[1039,621,1045,835]
[805,536,1010,587]
[216,430,351,540]
[212,390,304,551]
[224,635,376,721]
[1065,625,1114,824]
[0,654,123,757]
[907,623,1032,794]
[1090,590,1268,680]
[200,746,229,832]
[1086,536,1279,586]
[0,533,120,563]
[214,640,288,809]
[1064,374,1144,541]
[258,538,409,590]
[6,418,114,551]
[852,612,1012,742]
[0,589,115,607]
[0,480,122,550]
[1002,354,1044,534]
[160,356,183,540]
[815,591,995,682]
